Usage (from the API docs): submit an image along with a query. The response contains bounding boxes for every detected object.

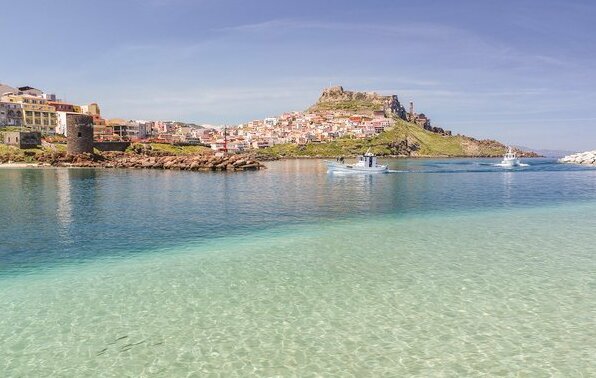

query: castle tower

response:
[408,100,415,121]
[66,114,94,155]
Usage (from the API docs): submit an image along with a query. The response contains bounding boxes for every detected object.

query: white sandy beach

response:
[0,162,48,168]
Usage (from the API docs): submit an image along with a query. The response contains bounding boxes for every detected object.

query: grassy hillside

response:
[0,144,53,163]
[309,99,383,112]
[258,118,508,158]
[130,143,212,155]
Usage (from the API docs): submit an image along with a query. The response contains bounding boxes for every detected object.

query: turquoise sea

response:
[1,158,595,376]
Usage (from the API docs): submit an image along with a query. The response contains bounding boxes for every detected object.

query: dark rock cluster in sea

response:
[33,151,266,171]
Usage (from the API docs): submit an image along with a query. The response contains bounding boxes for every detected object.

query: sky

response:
[1,0,595,151]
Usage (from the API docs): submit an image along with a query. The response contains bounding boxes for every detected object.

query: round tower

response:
[66,114,94,155]
[408,100,415,121]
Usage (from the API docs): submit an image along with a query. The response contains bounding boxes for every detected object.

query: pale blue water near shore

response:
[1,158,595,376]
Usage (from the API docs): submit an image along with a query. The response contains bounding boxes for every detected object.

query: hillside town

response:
[1,83,446,152]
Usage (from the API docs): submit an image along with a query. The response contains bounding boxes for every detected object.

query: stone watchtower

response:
[66,114,94,155]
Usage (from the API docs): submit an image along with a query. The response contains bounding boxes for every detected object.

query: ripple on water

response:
[1,202,595,376]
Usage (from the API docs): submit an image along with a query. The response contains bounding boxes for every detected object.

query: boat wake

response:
[493,163,530,168]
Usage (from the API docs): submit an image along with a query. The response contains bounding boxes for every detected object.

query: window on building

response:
[78,132,82,137]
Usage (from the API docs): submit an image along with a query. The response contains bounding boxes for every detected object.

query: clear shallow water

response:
[1,158,595,376]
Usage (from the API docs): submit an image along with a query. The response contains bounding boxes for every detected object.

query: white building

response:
[264,117,278,127]
[55,111,69,135]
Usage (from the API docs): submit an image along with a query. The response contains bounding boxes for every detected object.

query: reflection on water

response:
[0,159,595,274]
[502,171,514,205]
[55,169,72,231]
[0,160,595,376]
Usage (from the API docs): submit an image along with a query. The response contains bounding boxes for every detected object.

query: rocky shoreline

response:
[559,150,596,166]
[1,151,266,171]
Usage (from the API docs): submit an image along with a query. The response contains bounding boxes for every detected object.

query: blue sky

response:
[1,0,595,150]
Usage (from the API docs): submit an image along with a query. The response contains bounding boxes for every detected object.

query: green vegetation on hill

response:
[127,143,212,155]
[0,127,26,133]
[0,145,49,163]
[258,118,508,158]
[310,100,383,112]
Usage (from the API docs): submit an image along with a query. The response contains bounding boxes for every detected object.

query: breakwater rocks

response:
[559,150,596,166]
[34,151,266,171]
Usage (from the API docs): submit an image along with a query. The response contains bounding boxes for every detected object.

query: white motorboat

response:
[497,146,521,167]
[326,149,388,173]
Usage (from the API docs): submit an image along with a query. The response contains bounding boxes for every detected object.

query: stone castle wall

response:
[94,141,131,152]
[312,86,408,119]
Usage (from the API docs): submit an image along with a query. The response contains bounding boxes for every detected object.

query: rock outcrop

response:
[32,151,266,171]
[308,86,453,135]
[424,124,451,136]
[559,150,596,166]
[308,86,408,119]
